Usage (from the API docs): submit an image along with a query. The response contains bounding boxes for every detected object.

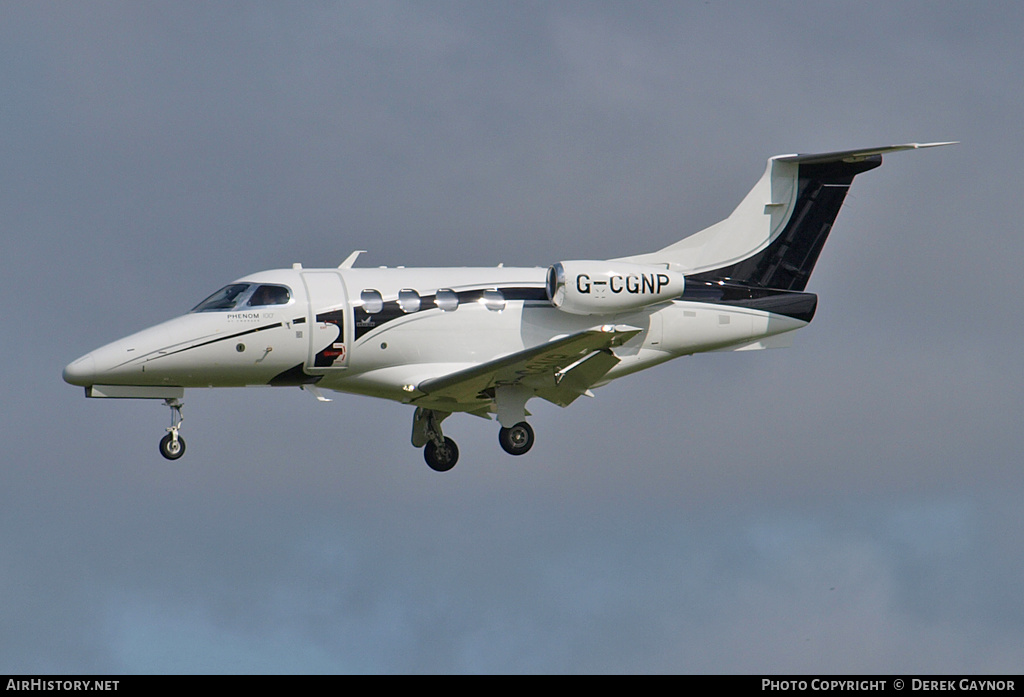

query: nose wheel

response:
[159,432,186,460]
[159,398,186,460]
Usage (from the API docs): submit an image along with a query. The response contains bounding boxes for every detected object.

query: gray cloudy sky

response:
[3,1,1023,674]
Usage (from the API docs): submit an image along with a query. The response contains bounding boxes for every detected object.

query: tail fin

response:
[615,143,955,291]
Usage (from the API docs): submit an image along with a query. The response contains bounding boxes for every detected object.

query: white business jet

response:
[63,143,953,471]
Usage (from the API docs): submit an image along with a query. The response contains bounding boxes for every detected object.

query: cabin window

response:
[191,284,251,312]
[247,285,291,307]
[398,289,421,313]
[360,289,383,314]
[435,289,458,312]
[482,289,505,312]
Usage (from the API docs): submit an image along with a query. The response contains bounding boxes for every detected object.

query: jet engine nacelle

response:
[546,260,685,315]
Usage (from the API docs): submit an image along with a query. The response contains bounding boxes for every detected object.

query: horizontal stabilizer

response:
[774,142,958,165]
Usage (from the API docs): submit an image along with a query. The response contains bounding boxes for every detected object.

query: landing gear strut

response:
[159,398,186,460]
[412,407,459,472]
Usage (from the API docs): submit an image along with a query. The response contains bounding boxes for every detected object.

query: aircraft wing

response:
[414,325,641,412]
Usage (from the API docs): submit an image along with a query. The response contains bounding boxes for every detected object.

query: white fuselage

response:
[63,265,807,409]
[61,143,950,467]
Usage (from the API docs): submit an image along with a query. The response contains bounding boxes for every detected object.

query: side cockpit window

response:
[247,285,291,307]
[191,284,251,312]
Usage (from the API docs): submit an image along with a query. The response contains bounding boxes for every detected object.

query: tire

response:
[159,433,186,461]
[498,422,534,456]
[424,437,459,472]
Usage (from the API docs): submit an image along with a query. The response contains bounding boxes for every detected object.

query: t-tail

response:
[615,143,956,295]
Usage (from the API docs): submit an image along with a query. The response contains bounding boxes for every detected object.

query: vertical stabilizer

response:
[615,143,955,291]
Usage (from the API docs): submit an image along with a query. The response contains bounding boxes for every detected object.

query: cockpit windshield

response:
[191,284,251,312]
[190,283,292,312]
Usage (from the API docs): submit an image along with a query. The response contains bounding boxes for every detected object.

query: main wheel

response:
[159,433,186,460]
[498,422,534,456]
[424,437,459,472]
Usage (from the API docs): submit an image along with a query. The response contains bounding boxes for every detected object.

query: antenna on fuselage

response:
[339,250,367,269]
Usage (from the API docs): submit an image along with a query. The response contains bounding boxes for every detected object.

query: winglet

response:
[339,250,367,269]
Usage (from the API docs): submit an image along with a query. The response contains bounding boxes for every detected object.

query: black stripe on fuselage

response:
[352,286,548,340]
[132,322,285,366]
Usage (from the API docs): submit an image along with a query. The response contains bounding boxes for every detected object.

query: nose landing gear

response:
[158,398,186,460]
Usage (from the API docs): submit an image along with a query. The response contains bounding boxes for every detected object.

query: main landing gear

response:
[412,408,536,472]
[158,398,186,460]
[498,422,534,456]
[424,437,459,472]
[412,407,458,472]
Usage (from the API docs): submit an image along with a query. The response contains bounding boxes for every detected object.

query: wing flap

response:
[534,349,621,407]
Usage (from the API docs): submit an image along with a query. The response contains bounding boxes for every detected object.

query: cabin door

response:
[301,271,350,371]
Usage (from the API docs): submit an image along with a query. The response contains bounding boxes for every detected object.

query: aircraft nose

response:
[62,353,97,387]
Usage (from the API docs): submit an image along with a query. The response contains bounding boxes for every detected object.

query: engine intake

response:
[546,261,684,315]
